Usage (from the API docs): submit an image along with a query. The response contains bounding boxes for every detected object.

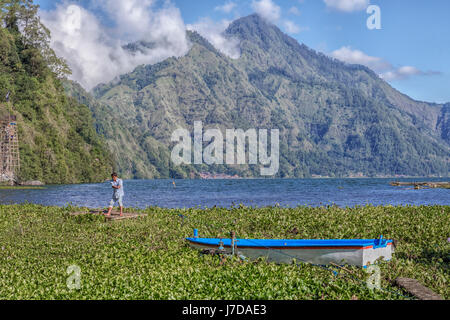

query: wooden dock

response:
[70,210,147,221]
[395,278,443,300]
[390,181,450,189]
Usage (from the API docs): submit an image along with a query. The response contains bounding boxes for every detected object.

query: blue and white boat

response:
[187,230,393,267]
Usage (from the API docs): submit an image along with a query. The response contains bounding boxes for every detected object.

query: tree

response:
[0,0,20,31]
[0,0,71,78]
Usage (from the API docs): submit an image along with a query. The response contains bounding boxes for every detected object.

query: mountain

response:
[438,103,450,144]
[0,25,112,184]
[78,14,448,179]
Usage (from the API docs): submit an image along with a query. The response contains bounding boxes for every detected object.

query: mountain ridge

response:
[226,15,445,134]
[69,14,448,179]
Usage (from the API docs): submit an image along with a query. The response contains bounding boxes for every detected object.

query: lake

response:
[0,178,448,209]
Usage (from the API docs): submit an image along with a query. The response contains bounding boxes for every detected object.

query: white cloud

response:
[40,1,190,91]
[381,67,421,81]
[324,0,369,12]
[381,66,440,81]
[283,20,302,34]
[251,0,281,22]
[331,46,440,81]
[95,0,154,41]
[187,18,241,59]
[251,0,308,35]
[330,46,390,71]
[289,6,301,16]
[214,2,237,14]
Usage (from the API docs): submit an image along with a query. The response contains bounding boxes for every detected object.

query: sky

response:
[34,0,450,104]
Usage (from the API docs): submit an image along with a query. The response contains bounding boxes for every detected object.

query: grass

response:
[0,204,448,300]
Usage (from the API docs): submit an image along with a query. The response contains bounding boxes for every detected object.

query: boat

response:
[186,230,394,267]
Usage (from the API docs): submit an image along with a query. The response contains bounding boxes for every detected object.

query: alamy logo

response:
[367,5,381,30]
[66,265,81,290]
[171,122,280,176]
[365,265,381,290]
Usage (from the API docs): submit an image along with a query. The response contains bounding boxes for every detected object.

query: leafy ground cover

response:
[0,204,448,300]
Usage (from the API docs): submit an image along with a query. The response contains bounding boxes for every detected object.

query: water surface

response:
[0,178,448,209]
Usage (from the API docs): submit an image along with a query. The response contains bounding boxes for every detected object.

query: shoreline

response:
[1,203,449,210]
[0,186,46,190]
[1,176,449,187]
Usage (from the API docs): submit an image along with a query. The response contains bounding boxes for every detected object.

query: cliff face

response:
[437,103,450,145]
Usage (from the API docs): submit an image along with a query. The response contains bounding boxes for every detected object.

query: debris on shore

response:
[390,182,450,189]
[19,181,45,186]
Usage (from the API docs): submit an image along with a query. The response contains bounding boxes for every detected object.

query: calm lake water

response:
[0,178,449,209]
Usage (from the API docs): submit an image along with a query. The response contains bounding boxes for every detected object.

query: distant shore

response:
[0,186,46,190]
[2,177,449,187]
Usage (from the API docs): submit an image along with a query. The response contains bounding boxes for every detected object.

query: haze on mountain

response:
[68,14,450,179]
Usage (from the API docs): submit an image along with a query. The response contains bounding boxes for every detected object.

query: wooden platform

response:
[70,210,147,221]
[395,278,443,300]
[105,212,147,221]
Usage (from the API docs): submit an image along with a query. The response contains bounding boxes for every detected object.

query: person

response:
[106,173,124,217]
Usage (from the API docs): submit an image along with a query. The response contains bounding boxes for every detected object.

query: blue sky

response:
[35,0,450,103]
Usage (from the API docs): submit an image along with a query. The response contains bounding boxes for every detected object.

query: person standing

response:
[106,173,124,217]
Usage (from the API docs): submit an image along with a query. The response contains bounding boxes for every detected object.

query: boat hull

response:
[187,238,393,267]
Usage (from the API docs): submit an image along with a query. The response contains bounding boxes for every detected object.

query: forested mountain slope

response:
[76,14,448,178]
[0,2,112,184]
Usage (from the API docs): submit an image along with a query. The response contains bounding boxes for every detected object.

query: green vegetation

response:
[0,0,112,184]
[68,14,450,179]
[0,204,448,300]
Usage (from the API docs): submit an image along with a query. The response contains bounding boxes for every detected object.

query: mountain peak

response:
[227,14,272,30]
[228,13,268,28]
[226,14,280,42]
[226,14,304,55]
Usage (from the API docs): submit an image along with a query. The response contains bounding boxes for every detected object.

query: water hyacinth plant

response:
[0,204,448,300]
